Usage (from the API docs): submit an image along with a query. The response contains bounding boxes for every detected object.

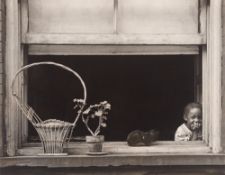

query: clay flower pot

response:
[86,135,105,154]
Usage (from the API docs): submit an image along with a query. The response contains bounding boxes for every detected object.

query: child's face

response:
[185,107,202,131]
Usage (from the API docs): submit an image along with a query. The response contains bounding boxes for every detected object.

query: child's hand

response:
[190,131,199,141]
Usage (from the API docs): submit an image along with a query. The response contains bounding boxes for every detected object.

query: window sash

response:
[27,0,199,35]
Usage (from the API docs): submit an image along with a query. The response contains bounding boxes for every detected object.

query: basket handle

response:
[11,61,87,126]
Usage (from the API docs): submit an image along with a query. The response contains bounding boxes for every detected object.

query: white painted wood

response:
[117,0,198,34]
[193,55,201,102]
[0,106,3,156]
[199,0,207,34]
[21,0,28,41]
[199,0,208,143]
[208,0,222,153]
[202,46,209,143]
[5,0,20,156]
[28,45,199,55]
[113,0,118,34]
[0,0,4,156]
[23,33,206,45]
[206,2,212,148]
[1,153,225,167]
[28,0,114,34]
[18,47,28,145]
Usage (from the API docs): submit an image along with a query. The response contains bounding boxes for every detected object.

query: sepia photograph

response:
[0,0,225,174]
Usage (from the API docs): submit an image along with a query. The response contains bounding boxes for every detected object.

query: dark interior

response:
[28,55,196,141]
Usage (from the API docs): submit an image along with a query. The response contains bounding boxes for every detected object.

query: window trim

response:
[3,0,224,160]
[23,33,206,45]
[28,45,200,55]
[206,0,222,153]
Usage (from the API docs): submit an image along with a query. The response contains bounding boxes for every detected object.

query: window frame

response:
[3,0,224,164]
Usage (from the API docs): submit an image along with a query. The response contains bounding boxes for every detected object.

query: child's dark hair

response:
[183,102,202,120]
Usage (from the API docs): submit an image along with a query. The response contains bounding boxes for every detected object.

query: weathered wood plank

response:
[1,166,225,175]
[202,46,209,143]
[1,153,225,168]
[222,0,225,153]
[0,0,4,158]
[17,141,210,156]
[28,45,199,55]
[5,0,20,156]
[199,1,208,143]
[24,33,206,45]
[199,0,207,34]
[23,141,206,147]
[113,0,118,34]
[208,0,223,153]
[21,0,28,42]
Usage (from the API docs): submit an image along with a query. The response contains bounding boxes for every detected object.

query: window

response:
[2,0,224,167]
[27,55,197,141]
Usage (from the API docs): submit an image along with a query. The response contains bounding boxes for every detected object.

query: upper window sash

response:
[21,0,206,45]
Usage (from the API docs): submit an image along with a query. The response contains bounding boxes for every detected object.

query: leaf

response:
[95,110,103,117]
[83,108,91,115]
[102,116,107,120]
[105,103,111,110]
[101,123,107,127]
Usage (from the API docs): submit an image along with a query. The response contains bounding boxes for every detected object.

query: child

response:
[175,103,202,141]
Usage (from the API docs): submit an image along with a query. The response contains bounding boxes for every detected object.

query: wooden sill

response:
[2,141,225,167]
[0,141,225,167]
[1,153,225,168]
[18,141,211,156]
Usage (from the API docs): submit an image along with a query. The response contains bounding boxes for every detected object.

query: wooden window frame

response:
[1,0,225,167]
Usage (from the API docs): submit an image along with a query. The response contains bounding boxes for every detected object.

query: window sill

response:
[18,141,211,156]
[1,141,225,167]
[1,153,225,168]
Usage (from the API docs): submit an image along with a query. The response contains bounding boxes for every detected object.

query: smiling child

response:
[175,103,202,141]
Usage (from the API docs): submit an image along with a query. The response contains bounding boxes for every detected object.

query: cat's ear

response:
[127,130,145,146]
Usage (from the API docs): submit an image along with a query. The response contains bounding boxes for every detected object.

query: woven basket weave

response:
[11,62,87,155]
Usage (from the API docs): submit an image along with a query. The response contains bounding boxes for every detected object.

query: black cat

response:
[127,129,159,146]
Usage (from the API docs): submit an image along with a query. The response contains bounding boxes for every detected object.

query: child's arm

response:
[174,125,192,141]
[175,133,191,141]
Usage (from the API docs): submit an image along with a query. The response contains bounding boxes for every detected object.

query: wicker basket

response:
[11,62,87,155]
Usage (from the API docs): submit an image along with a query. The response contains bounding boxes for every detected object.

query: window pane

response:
[118,0,198,34]
[28,0,114,34]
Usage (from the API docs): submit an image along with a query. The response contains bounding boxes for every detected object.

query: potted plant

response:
[74,99,111,154]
